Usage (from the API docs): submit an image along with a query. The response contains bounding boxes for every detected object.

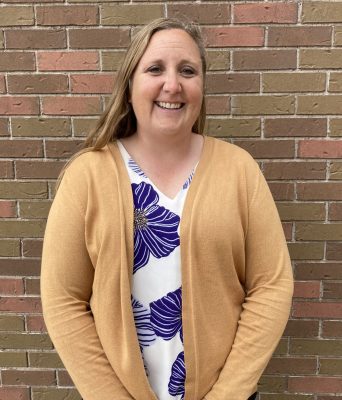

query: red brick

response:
[102,4,163,25]
[206,96,230,115]
[299,140,342,158]
[37,5,98,25]
[69,28,130,49]
[0,74,5,93]
[7,74,68,94]
[288,242,324,260]
[258,375,287,392]
[263,161,326,180]
[203,27,264,47]
[0,201,16,217]
[0,388,29,400]
[27,315,46,332]
[206,118,260,138]
[234,3,297,24]
[330,161,342,180]
[326,242,342,260]
[268,182,295,200]
[22,239,43,257]
[12,117,71,138]
[6,29,66,50]
[320,353,342,373]
[296,222,342,241]
[0,140,43,158]
[0,97,39,115]
[284,319,319,338]
[298,95,342,115]
[0,160,14,178]
[293,281,320,299]
[234,139,295,158]
[58,370,74,386]
[293,302,342,318]
[233,49,297,71]
[290,338,342,356]
[101,50,127,72]
[16,160,64,179]
[301,48,340,70]
[42,96,101,115]
[71,73,115,93]
[0,6,34,26]
[329,203,342,221]
[274,340,291,355]
[168,4,230,24]
[264,118,327,137]
[289,377,342,394]
[0,52,35,72]
[323,321,342,338]
[295,262,342,280]
[0,297,42,313]
[323,282,342,299]
[0,259,41,277]
[38,51,99,71]
[297,183,342,200]
[232,95,295,115]
[282,222,293,240]
[2,370,55,386]
[268,27,332,47]
[5,0,63,2]
[265,356,316,374]
[303,2,342,23]
[318,397,342,400]
[0,118,9,136]
[25,278,40,295]
[206,73,259,94]
[0,278,24,295]
[45,139,84,158]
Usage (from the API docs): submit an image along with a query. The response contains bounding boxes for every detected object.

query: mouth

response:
[155,101,184,110]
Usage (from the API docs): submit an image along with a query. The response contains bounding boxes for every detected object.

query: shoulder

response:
[204,136,264,201]
[205,136,260,173]
[65,146,112,175]
[56,145,117,200]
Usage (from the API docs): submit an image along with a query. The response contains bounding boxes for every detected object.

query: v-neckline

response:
[117,139,202,201]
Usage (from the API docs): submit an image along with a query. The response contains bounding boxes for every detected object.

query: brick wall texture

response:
[0,1,342,399]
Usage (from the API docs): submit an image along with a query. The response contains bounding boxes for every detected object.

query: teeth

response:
[156,102,182,109]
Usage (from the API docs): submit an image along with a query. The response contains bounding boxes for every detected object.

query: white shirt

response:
[118,140,196,400]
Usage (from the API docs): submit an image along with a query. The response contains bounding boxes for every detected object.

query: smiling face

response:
[129,29,204,138]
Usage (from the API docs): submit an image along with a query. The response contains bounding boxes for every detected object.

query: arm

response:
[40,165,134,400]
[205,165,294,400]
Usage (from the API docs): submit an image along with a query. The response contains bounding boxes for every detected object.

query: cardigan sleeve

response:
[204,163,294,400]
[40,164,134,400]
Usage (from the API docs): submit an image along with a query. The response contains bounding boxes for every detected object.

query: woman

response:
[40,18,293,400]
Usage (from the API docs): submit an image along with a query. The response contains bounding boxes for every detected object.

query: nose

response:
[163,71,181,94]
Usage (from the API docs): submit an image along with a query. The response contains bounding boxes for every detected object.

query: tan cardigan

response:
[40,136,293,400]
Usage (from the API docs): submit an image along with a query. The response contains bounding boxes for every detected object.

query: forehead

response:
[140,29,201,63]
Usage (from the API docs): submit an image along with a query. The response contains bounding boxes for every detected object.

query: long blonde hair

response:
[55,18,207,191]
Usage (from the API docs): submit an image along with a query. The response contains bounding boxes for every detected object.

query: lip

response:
[155,101,185,110]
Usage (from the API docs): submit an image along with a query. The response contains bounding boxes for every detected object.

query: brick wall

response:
[0,1,341,399]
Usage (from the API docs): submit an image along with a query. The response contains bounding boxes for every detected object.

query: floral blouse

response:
[117,140,196,400]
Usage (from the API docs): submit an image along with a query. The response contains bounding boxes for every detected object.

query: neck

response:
[127,129,199,164]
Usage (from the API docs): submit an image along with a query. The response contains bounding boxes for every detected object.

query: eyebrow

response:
[144,58,200,67]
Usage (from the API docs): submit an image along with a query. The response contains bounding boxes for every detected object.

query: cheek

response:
[192,87,204,110]
[190,80,204,103]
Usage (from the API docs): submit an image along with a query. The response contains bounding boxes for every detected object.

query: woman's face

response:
[130,29,204,138]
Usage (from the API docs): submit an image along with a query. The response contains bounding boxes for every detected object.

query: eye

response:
[181,66,196,77]
[146,65,162,75]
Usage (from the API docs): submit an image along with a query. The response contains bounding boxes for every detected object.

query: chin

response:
[157,126,189,136]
